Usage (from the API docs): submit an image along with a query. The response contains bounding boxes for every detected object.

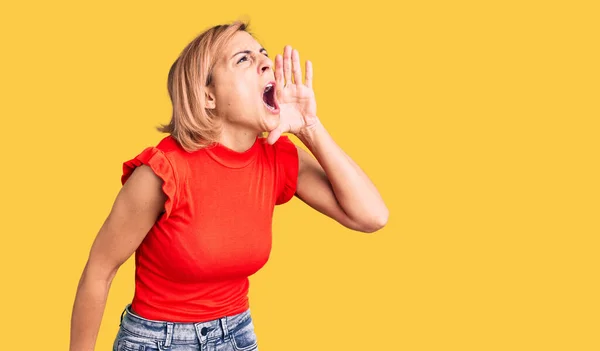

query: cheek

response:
[213,71,259,109]
[224,84,257,105]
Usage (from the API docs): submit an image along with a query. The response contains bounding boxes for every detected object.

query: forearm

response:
[297,119,388,229]
[69,267,114,351]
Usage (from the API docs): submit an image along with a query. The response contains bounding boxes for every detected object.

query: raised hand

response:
[267,45,319,145]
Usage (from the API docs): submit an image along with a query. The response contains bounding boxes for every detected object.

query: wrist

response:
[296,117,325,146]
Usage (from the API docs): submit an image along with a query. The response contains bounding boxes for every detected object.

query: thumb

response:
[267,124,286,145]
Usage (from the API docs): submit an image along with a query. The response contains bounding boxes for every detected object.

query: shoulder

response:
[151,135,197,178]
[264,135,300,204]
[121,136,186,217]
[154,136,185,160]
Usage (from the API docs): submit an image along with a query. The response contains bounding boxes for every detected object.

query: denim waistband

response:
[119,304,252,344]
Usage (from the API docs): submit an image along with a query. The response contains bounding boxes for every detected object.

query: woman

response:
[69,21,388,351]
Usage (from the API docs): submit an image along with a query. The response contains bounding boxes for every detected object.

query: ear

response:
[204,87,216,110]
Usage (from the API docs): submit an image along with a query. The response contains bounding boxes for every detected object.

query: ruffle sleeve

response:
[274,136,299,205]
[121,147,178,219]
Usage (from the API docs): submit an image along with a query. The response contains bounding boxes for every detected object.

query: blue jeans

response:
[113,304,259,351]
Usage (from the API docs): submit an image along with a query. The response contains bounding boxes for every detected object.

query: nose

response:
[258,56,273,75]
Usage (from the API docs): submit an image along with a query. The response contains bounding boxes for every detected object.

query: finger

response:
[292,49,302,85]
[283,45,292,85]
[267,125,284,145]
[275,54,284,92]
[305,60,313,89]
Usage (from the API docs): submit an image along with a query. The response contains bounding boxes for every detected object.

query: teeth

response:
[264,83,273,92]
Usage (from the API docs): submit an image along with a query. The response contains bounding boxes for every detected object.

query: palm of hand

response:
[267,46,319,144]
[277,81,317,133]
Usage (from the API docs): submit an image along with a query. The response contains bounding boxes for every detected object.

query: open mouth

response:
[262,82,279,112]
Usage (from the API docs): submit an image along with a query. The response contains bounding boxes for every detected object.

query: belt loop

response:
[220,317,229,339]
[164,322,174,348]
[119,305,128,327]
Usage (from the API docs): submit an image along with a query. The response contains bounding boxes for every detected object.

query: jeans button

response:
[201,327,208,336]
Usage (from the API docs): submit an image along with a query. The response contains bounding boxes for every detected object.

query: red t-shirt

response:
[120,134,299,322]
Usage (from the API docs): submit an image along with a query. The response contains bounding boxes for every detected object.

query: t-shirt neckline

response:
[204,136,262,168]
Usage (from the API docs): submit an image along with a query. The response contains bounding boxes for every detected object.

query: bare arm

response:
[69,165,167,351]
[294,120,389,233]
[267,46,387,232]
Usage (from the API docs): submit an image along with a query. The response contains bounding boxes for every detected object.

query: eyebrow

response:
[231,48,268,59]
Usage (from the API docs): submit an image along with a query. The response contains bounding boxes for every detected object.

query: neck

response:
[218,126,261,152]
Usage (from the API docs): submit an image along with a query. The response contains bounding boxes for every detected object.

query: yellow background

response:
[1,0,598,350]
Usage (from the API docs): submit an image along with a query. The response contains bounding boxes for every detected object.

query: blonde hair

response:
[157,21,250,152]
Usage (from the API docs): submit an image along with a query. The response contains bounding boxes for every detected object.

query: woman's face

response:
[208,30,280,135]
